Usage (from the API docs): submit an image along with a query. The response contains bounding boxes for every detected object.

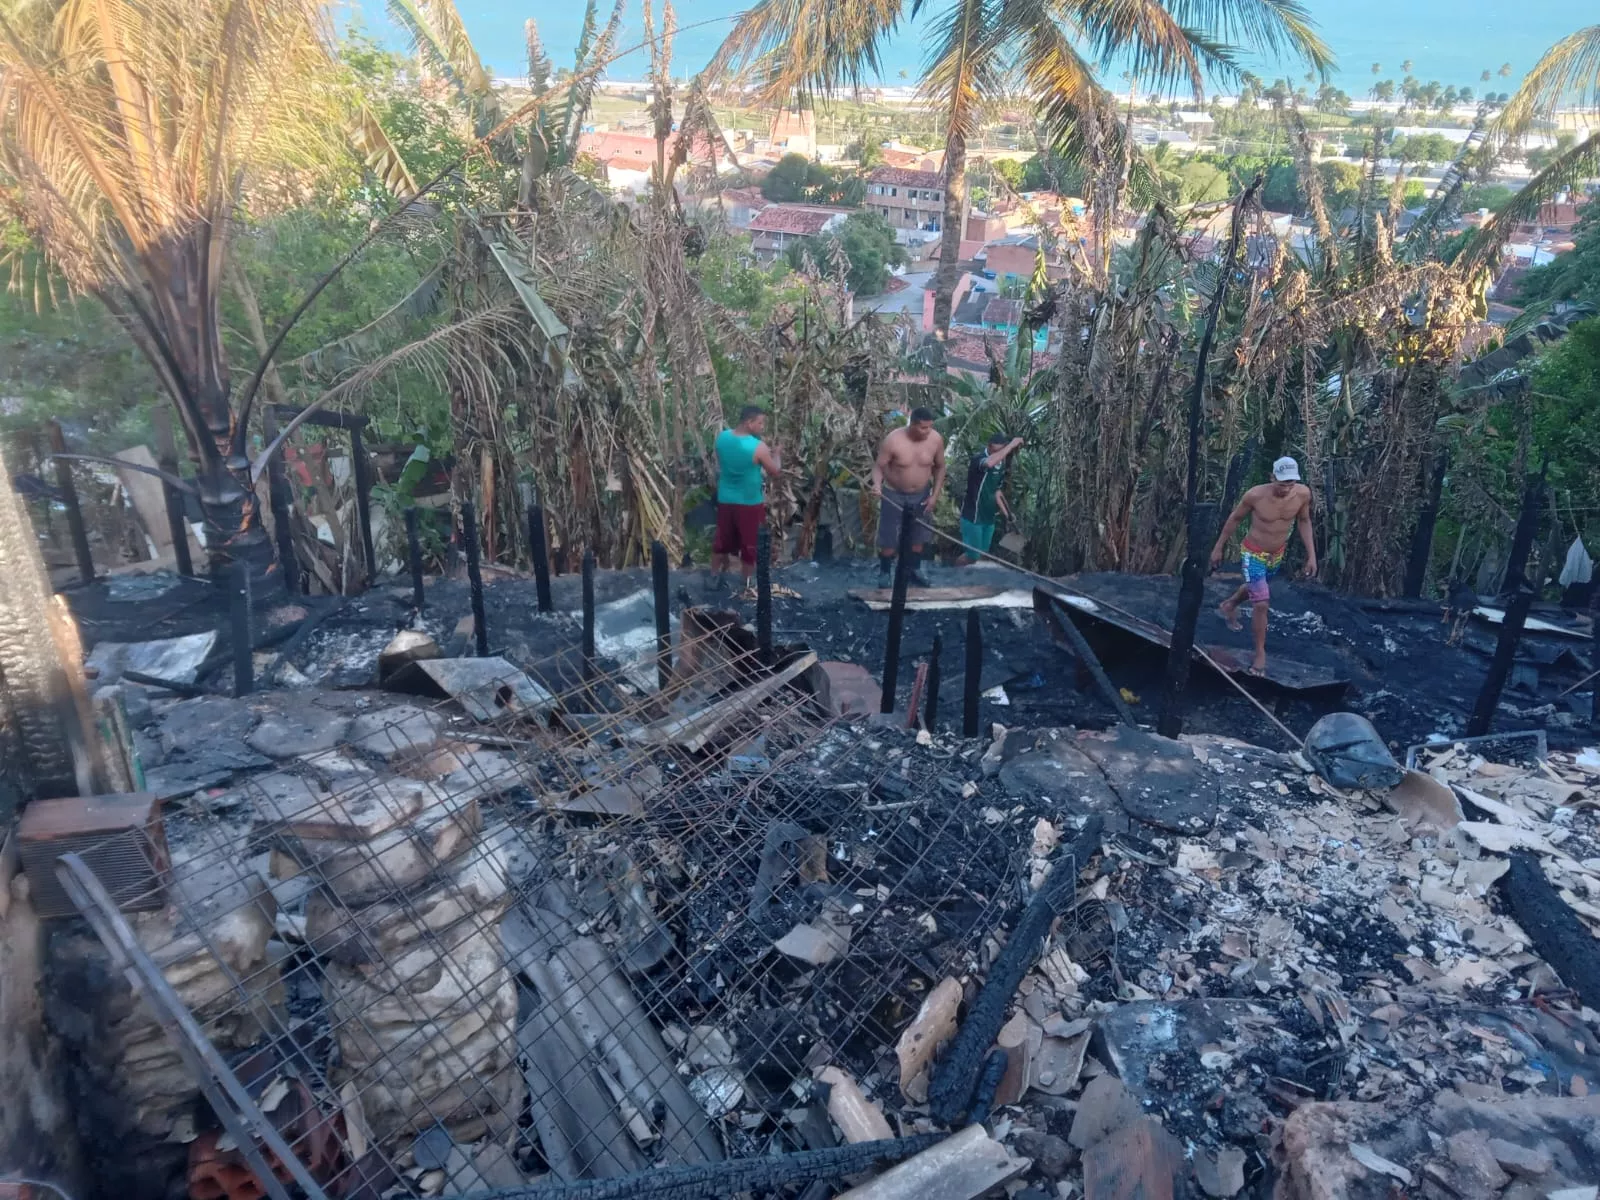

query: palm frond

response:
[1159,0,1333,76]
[251,305,529,481]
[1496,24,1600,134]
[282,266,445,378]
[1058,0,1231,95]
[349,103,419,198]
[706,0,907,105]
[561,0,623,159]
[922,0,1007,142]
[385,0,490,102]
[486,238,573,377]
[526,18,552,93]
[1459,132,1600,271]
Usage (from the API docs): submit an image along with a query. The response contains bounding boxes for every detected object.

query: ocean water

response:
[356,0,1583,99]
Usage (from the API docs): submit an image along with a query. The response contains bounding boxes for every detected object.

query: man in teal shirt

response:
[712,406,783,593]
[959,433,1022,563]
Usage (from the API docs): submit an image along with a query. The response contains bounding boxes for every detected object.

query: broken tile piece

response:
[1081,1116,1185,1200]
[835,1124,1028,1200]
[814,1066,892,1143]
[896,978,961,1102]
[1069,1074,1142,1151]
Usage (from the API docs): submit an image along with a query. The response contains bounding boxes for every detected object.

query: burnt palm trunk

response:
[0,444,96,810]
[931,132,969,340]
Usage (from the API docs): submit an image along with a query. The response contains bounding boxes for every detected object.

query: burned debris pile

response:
[19,579,1600,1200]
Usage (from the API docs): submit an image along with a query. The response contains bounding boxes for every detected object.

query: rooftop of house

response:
[748,204,847,236]
[982,297,1024,326]
[879,147,945,172]
[943,330,1014,371]
[717,186,768,211]
[867,166,946,190]
[770,109,816,138]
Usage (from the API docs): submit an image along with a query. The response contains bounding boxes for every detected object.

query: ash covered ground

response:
[71,557,1596,757]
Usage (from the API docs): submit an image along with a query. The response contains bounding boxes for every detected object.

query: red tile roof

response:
[879,147,945,172]
[868,166,946,189]
[982,297,1023,326]
[719,186,768,210]
[748,205,845,236]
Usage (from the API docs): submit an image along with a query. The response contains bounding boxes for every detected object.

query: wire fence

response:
[39,617,1051,1200]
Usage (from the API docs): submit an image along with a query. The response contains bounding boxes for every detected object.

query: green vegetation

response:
[0,0,1596,611]
[785,212,907,295]
[1519,206,1600,311]
[760,153,866,205]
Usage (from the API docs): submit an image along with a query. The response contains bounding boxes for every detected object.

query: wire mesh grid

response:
[40,615,1050,1200]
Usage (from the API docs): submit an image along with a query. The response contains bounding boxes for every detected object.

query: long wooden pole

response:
[1158,175,1261,739]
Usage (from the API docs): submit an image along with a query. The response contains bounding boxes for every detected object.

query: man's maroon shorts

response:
[713,502,765,565]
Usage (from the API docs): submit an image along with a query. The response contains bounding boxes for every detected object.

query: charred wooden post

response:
[47,421,94,585]
[1159,503,1216,738]
[1593,594,1599,730]
[259,408,294,593]
[349,425,377,588]
[928,815,1104,1123]
[229,562,253,697]
[651,539,671,690]
[1044,595,1137,727]
[926,632,943,730]
[963,610,982,737]
[1468,583,1533,737]
[1502,461,1546,597]
[461,501,489,657]
[404,507,425,610]
[880,507,915,714]
[1160,175,1260,739]
[582,549,597,681]
[1470,471,1545,735]
[150,407,194,578]
[1403,449,1449,599]
[1501,851,1600,1011]
[756,526,773,665]
[1220,436,1258,515]
[530,505,553,614]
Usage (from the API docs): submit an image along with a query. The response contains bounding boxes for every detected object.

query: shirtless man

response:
[1210,456,1318,675]
[870,407,946,588]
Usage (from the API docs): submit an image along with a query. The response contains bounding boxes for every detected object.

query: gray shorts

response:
[878,486,933,550]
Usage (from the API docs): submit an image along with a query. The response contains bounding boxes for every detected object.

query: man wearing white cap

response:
[1210,456,1317,675]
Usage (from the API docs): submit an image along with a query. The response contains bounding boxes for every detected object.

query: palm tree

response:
[1402,59,1414,73]
[1372,62,1381,75]
[1498,62,1512,77]
[1481,68,1492,83]
[0,0,407,562]
[710,0,1329,339]
[1465,27,1600,271]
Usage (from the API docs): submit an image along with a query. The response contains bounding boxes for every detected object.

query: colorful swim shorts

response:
[1241,543,1286,603]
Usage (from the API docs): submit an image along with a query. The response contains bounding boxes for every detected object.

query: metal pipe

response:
[462,501,489,656]
[926,632,942,730]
